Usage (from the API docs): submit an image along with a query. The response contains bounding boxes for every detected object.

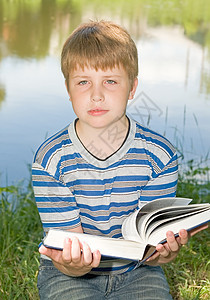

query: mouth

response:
[88,109,109,116]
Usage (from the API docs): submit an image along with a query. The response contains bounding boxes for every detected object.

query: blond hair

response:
[61,20,138,87]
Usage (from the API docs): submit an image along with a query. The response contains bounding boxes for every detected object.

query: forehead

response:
[69,64,128,77]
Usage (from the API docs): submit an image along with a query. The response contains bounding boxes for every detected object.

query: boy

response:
[32,21,206,299]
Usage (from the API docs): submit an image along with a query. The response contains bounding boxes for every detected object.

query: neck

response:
[75,117,129,160]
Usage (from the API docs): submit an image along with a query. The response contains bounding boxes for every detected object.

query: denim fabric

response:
[37,259,172,300]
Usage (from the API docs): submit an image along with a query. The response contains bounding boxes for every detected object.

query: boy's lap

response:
[37,259,172,300]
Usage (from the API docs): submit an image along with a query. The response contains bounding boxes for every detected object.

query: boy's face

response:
[66,65,138,132]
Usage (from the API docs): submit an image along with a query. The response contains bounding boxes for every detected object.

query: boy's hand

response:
[145,224,208,265]
[39,236,101,277]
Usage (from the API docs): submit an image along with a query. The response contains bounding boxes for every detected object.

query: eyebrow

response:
[103,75,122,78]
[71,75,89,79]
[71,74,123,79]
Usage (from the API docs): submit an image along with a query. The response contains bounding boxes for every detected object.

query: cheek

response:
[71,99,86,115]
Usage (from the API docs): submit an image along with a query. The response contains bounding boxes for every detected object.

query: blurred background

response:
[0,0,210,187]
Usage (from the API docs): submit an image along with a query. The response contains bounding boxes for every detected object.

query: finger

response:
[82,242,93,266]
[39,244,52,256]
[91,250,101,268]
[39,245,63,262]
[62,238,72,263]
[179,229,188,245]
[175,236,182,247]
[189,224,208,237]
[156,243,170,257]
[146,251,159,262]
[71,237,82,263]
[166,231,179,252]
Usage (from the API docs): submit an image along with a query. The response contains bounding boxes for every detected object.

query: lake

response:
[0,0,210,187]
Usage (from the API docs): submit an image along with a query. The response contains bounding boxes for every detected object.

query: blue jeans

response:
[37,259,172,300]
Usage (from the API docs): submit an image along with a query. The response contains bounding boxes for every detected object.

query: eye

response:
[105,80,117,85]
[78,80,88,85]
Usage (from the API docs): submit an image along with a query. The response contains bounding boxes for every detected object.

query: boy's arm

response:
[32,164,101,276]
[39,225,101,277]
[145,224,208,266]
[140,150,208,265]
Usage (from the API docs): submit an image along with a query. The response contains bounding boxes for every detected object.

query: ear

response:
[128,77,138,100]
[65,80,71,101]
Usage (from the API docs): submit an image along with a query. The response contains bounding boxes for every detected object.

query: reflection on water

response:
[0,84,5,108]
[0,0,210,185]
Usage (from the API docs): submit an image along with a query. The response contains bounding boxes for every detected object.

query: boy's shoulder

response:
[132,118,176,157]
[33,124,72,168]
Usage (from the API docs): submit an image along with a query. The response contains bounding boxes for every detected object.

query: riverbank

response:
[0,163,209,299]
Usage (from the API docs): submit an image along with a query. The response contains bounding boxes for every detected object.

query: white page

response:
[122,197,192,242]
[121,209,144,243]
[140,197,191,214]
[137,204,208,241]
[147,209,210,246]
[44,229,147,261]
[145,207,209,239]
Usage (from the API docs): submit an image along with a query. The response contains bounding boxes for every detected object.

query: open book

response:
[42,197,210,261]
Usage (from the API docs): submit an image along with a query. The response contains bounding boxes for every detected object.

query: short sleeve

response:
[32,162,81,231]
[140,151,178,203]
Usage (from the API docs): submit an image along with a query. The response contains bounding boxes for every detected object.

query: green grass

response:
[163,161,210,299]
[0,163,209,299]
[0,183,42,299]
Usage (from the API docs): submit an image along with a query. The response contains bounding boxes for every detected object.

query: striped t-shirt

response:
[32,117,178,275]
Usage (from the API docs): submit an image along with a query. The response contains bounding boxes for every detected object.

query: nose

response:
[92,96,104,102]
[91,84,104,102]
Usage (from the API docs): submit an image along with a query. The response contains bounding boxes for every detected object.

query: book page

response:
[122,197,192,242]
[139,197,191,214]
[145,206,209,239]
[121,209,144,243]
[137,204,209,241]
[147,209,210,246]
[43,229,147,261]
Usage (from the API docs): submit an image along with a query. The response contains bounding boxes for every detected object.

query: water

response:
[0,0,210,186]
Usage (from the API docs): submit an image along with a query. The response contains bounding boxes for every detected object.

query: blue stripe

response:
[32,169,48,176]
[73,186,140,196]
[112,232,122,238]
[136,122,171,142]
[61,158,166,175]
[162,165,178,174]
[67,175,149,187]
[42,140,70,168]
[128,147,165,169]
[38,206,78,213]
[43,218,80,228]
[140,191,177,202]
[62,163,97,173]
[54,152,82,178]
[33,181,65,187]
[33,127,70,163]
[141,180,177,191]
[80,208,136,222]
[82,223,122,235]
[78,200,138,211]
[35,196,76,203]
[62,157,155,173]
[135,125,174,157]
